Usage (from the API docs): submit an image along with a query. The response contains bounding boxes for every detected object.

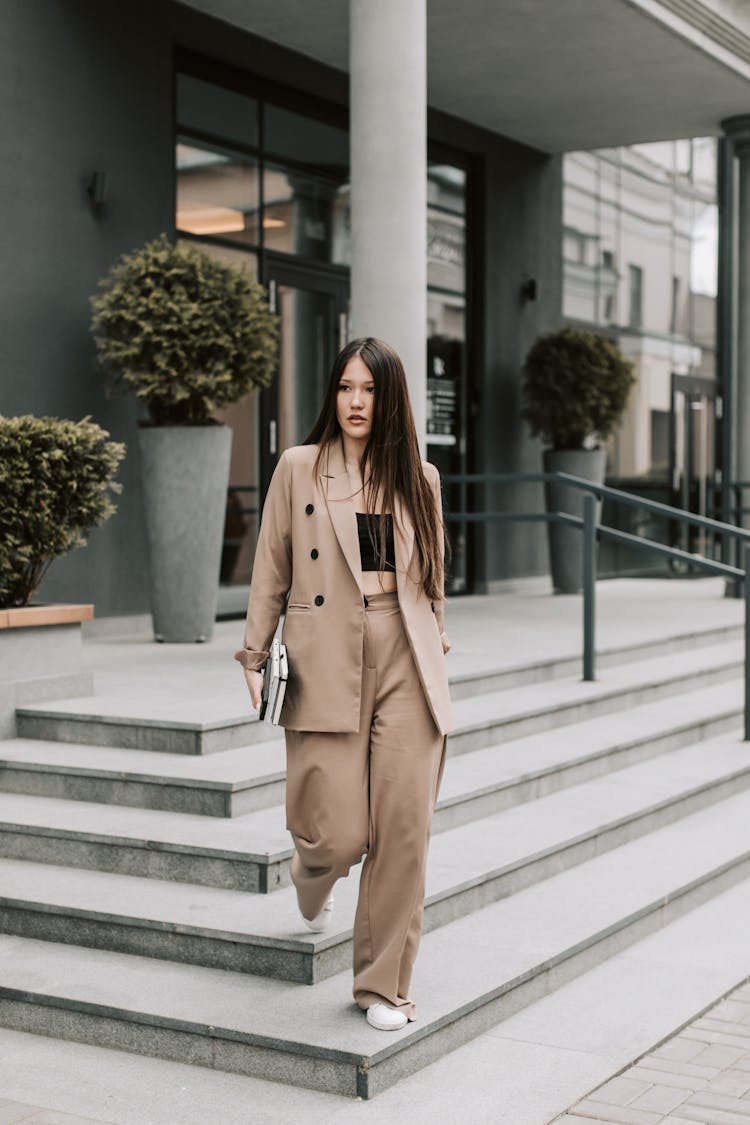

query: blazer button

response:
[311,549,319,560]
[305,503,314,515]
[314,594,325,606]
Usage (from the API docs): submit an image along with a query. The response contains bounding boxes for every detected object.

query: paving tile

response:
[686,1089,750,1117]
[627,1064,704,1091]
[644,1056,720,1080]
[630,1084,691,1114]
[711,1073,750,1097]
[696,1020,750,1044]
[658,1118,702,1125]
[690,1044,747,1069]
[677,1106,750,1124]
[570,1100,662,1125]
[711,1002,750,1025]
[652,1038,714,1064]
[555,1117,616,1125]
[683,1029,750,1051]
[594,1076,653,1107]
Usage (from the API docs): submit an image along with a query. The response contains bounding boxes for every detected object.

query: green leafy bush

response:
[90,235,279,426]
[0,416,125,608]
[522,327,635,452]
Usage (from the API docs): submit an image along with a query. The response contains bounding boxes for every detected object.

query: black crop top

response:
[356,512,396,571]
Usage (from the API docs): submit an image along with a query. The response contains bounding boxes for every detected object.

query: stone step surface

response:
[13,640,745,755]
[2,876,750,1125]
[0,681,742,893]
[0,738,287,817]
[3,789,750,1099]
[0,734,748,983]
[0,678,742,819]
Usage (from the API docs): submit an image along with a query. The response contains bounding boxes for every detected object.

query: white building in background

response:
[563,139,718,490]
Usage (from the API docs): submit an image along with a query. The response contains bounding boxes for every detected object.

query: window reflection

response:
[176,140,260,245]
[263,163,350,264]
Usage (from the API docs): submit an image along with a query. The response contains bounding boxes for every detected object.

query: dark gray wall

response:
[1,0,173,613]
[1,0,561,613]
[477,144,563,589]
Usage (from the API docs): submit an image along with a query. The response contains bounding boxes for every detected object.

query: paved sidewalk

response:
[557,979,750,1125]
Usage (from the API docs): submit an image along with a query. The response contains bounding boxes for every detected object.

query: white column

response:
[349,0,427,450]
[723,115,750,517]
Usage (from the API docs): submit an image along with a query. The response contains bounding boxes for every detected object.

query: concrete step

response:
[2,789,750,1098]
[3,878,750,1125]
[0,678,742,820]
[0,735,748,982]
[0,738,287,817]
[0,681,742,892]
[13,639,745,756]
[449,620,744,699]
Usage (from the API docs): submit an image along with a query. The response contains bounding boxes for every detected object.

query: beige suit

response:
[235,438,452,1020]
[235,439,453,736]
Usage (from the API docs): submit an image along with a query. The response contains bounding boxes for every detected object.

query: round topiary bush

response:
[90,234,279,426]
[0,415,125,608]
[522,327,635,452]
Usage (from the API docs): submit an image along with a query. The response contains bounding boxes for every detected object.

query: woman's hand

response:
[244,668,264,711]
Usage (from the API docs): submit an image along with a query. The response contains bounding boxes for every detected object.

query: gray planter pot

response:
[138,426,232,642]
[543,448,606,595]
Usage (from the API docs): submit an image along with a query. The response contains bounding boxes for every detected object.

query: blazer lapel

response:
[321,440,364,595]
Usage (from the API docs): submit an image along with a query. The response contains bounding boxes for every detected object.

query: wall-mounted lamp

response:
[86,171,108,217]
[520,277,538,304]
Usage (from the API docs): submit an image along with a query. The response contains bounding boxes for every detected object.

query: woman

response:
[235,337,453,1031]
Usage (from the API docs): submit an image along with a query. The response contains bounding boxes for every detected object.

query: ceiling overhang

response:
[177,0,750,152]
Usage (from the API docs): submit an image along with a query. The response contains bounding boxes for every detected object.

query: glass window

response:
[176,74,258,150]
[264,104,348,172]
[262,163,350,264]
[176,139,260,246]
[628,264,643,329]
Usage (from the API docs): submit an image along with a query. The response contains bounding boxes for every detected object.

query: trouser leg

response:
[284,665,374,920]
[352,596,445,1020]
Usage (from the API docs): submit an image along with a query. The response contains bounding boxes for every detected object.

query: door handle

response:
[269,419,277,456]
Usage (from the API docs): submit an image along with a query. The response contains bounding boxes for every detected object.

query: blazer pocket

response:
[287,602,311,611]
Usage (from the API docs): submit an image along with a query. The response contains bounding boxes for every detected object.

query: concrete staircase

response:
[0,621,749,1099]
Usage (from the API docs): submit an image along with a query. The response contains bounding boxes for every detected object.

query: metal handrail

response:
[441,470,750,740]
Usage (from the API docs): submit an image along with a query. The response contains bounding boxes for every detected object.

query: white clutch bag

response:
[259,639,288,725]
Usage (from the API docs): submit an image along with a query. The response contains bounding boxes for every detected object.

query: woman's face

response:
[336,355,375,445]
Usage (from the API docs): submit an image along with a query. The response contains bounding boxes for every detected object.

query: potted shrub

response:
[91,235,278,642]
[0,414,124,689]
[522,327,635,593]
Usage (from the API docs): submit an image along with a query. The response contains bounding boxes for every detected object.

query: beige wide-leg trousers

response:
[285,591,446,1020]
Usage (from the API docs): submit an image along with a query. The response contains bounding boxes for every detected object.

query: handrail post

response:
[745,543,750,741]
[583,492,596,682]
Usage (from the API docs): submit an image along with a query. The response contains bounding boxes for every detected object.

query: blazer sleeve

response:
[427,462,451,655]
[234,450,293,671]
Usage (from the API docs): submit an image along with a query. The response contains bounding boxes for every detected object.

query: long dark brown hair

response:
[305,337,447,601]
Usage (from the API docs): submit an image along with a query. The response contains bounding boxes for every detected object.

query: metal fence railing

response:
[441,471,750,740]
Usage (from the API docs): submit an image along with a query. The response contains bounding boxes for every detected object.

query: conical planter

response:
[138,426,232,642]
[543,448,606,595]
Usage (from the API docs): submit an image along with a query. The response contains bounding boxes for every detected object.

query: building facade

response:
[3,0,750,618]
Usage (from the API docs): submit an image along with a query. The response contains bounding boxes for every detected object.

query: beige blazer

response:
[235,440,453,736]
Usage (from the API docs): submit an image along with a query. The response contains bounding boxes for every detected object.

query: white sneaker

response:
[300,895,333,933]
[366,1003,408,1031]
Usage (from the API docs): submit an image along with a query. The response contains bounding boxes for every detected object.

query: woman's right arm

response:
[234,451,293,704]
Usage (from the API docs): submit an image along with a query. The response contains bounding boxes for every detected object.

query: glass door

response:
[260,257,349,497]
